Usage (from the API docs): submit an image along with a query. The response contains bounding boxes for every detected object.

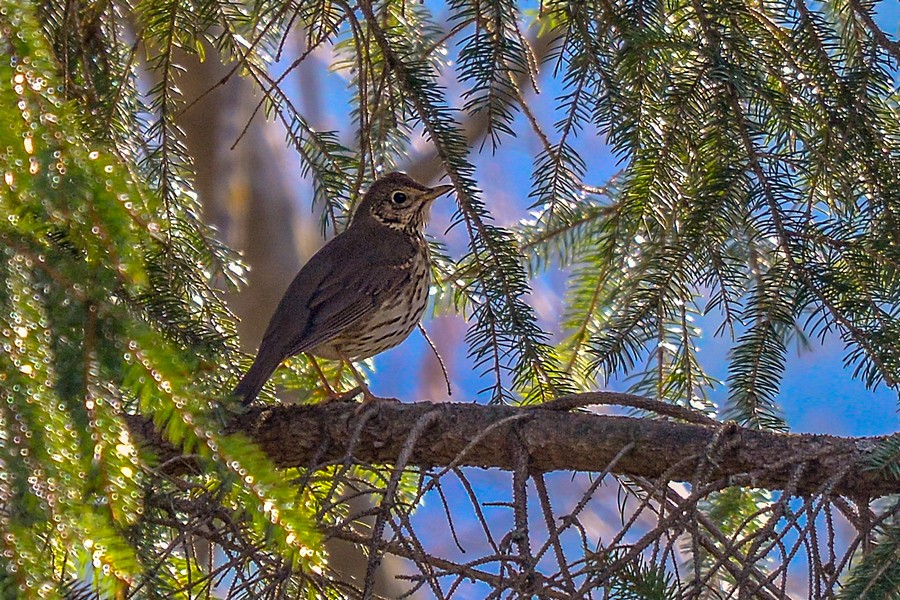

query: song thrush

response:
[234,172,453,405]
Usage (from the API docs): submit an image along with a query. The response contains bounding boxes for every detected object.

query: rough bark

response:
[128,392,898,499]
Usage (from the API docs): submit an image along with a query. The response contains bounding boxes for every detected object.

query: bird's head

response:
[353,172,453,231]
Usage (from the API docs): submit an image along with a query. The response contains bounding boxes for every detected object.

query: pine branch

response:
[838,522,900,598]
[125,394,900,498]
[453,0,534,148]
[848,0,900,64]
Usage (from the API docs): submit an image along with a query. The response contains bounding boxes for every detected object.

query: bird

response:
[233,172,453,406]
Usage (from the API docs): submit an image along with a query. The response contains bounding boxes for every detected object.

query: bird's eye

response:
[391,191,408,205]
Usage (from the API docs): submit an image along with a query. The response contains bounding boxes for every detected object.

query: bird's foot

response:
[353,393,401,415]
[320,386,363,404]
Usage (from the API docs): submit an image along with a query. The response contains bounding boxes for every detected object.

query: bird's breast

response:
[311,244,431,361]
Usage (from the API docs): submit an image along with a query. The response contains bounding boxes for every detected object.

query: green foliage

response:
[0,1,321,596]
[2,0,900,595]
[510,0,900,421]
[590,549,679,599]
[453,0,533,148]
[839,522,900,599]
[683,487,774,596]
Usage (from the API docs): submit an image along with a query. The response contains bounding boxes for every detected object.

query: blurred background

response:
[182,4,900,436]
[173,3,900,594]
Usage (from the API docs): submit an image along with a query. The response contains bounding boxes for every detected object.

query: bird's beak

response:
[423,184,454,202]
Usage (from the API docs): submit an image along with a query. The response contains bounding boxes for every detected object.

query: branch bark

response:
[129,392,897,498]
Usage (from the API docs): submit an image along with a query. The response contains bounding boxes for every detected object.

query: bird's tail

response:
[233,352,281,405]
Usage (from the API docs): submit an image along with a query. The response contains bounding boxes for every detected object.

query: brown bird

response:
[234,172,453,405]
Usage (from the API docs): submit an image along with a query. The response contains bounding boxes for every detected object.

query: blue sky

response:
[259,2,900,595]
[349,2,900,440]
[274,3,900,427]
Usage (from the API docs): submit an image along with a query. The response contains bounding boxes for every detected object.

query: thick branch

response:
[130,393,898,498]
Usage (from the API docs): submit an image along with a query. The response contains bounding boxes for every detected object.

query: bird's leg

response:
[342,357,377,404]
[338,352,398,406]
[306,353,361,403]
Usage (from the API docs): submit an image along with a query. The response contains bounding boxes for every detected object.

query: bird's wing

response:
[294,268,389,353]
[256,230,401,359]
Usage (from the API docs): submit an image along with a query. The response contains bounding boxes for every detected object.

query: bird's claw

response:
[317,385,401,413]
[320,386,363,404]
[353,394,401,415]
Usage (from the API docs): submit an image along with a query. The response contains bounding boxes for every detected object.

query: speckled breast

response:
[311,244,431,361]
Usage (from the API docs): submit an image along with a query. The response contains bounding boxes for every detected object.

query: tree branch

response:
[128,392,898,498]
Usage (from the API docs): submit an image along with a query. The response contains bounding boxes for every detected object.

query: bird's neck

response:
[370,217,426,240]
